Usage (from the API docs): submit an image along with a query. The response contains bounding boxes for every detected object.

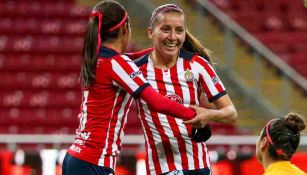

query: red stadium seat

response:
[0,18,87,36]
[0,54,81,71]
[0,0,90,136]
[0,90,81,107]
[0,72,79,89]
[287,12,307,32]
[233,13,264,32]
[262,12,288,32]
[0,1,90,19]
[1,36,83,54]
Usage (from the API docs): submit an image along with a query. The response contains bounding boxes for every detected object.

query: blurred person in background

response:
[61,1,217,175]
[256,113,306,175]
[134,4,237,175]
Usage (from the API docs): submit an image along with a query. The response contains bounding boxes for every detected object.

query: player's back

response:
[264,161,306,175]
[67,46,148,169]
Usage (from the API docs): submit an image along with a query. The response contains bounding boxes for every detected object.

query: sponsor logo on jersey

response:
[70,145,82,153]
[129,71,142,79]
[184,69,194,82]
[76,131,91,140]
[212,76,219,84]
[165,94,183,104]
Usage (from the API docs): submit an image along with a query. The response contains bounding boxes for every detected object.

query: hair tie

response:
[90,11,103,56]
[265,119,276,145]
[107,12,128,32]
[276,149,284,156]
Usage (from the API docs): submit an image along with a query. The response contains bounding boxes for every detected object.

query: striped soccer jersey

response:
[135,50,227,175]
[67,46,149,169]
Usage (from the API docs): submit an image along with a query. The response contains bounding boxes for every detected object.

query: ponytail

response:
[183,29,214,65]
[81,18,99,87]
[80,0,128,87]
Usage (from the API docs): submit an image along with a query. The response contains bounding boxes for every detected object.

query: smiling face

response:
[148,11,186,60]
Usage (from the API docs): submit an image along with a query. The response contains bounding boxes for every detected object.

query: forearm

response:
[206,105,237,124]
[140,86,195,120]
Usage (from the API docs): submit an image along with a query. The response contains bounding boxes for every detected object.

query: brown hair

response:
[81,0,128,87]
[261,113,305,160]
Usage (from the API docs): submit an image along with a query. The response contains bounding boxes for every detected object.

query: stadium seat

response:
[0,54,81,71]
[0,1,89,19]
[0,18,87,36]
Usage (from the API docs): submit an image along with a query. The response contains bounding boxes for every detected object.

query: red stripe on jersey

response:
[195,56,223,93]
[138,64,161,175]
[144,108,164,174]
[183,60,200,169]
[201,143,208,168]
[170,65,189,170]
[104,90,127,167]
[145,143,150,175]
[115,94,132,152]
[114,56,145,88]
[192,141,200,169]
[154,68,176,171]
[199,75,213,100]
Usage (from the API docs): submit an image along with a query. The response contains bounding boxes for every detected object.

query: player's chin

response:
[162,47,179,56]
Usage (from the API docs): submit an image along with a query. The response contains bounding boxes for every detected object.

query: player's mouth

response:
[164,42,178,49]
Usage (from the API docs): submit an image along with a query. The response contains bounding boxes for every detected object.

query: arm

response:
[109,55,195,120]
[184,94,237,128]
[140,86,195,120]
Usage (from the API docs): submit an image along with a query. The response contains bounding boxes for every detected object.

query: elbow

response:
[226,107,238,124]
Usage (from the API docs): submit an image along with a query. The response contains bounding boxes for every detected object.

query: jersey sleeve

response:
[194,55,227,103]
[110,55,150,98]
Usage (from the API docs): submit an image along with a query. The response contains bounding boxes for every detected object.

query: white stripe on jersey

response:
[203,142,211,169]
[138,103,157,175]
[111,92,132,154]
[193,60,219,96]
[197,143,205,169]
[138,55,223,174]
[121,55,148,83]
[145,60,170,173]
[176,60,197,169]
[111,58,144,93]
[98,88,121,166]
[79,90,89,131]
[141,100,169,174]
[160,62,183,170]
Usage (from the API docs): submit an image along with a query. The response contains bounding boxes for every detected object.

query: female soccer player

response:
[134,4,237,175]
[256,113,306,175]
[62,1,205,175]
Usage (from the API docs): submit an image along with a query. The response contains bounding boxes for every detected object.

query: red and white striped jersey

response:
[135,50,227,175]
[67,46,149,169]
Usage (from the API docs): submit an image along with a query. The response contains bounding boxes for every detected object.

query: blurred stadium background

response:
[0,0,307,174]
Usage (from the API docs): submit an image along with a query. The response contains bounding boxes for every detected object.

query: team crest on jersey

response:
[184,69,194,82]
[165,94,183,104]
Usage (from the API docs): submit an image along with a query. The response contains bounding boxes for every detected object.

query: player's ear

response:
[147,28,153,39]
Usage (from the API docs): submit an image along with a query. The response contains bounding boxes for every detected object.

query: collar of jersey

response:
[98,45,120,59]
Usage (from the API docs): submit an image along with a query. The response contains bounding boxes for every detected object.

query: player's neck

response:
[262,154,282,170]
[151,50,178,70]
[104,39,123,54]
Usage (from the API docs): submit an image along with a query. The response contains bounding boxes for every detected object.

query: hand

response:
[183,105,212,128]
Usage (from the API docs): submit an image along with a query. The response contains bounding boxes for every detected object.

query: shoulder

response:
[134,53,150,67]
[179,49,196,61]
[179,49,210,64]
